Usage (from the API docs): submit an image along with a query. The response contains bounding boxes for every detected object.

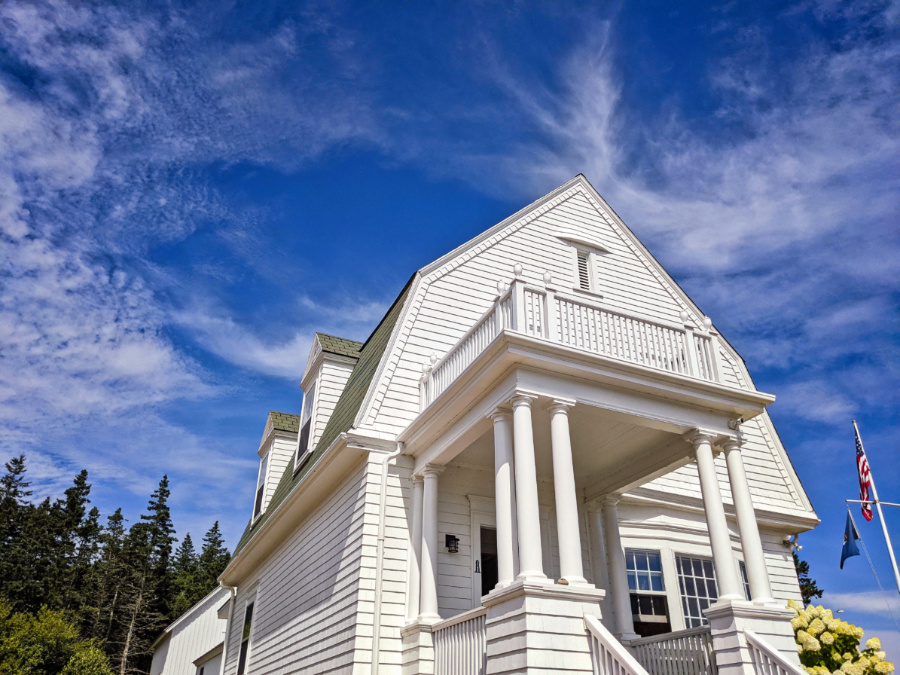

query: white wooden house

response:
[176,176,820,674]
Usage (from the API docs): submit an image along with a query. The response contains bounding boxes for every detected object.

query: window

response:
[297,381,316,463]
[253,453,268,519]
[677,556,718,628]
[625,549,671,637]
[576,249,591,291]
[237,601,254,675]
[740,560,751,601]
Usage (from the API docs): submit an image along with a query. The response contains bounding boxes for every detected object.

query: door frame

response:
[468,495,496,608]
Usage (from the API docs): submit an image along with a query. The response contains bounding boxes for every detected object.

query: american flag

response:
[856,426,874,522]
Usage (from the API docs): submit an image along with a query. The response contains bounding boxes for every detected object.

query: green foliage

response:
[788,600,895,674]
[0,456,230,675]
[0,600,112,675]
[794,551,825,605]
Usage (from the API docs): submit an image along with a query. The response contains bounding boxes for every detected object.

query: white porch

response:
[396,273,805,675]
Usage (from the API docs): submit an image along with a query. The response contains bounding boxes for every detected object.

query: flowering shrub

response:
[788,600,895,674]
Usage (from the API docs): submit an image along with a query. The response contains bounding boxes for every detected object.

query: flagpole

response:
[854,420,900,595]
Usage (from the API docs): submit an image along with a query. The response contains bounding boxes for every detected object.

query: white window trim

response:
[236,594,256,675]
[294,379,318,471]
[251,451,269,522]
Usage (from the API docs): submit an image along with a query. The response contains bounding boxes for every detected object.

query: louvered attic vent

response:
[577,250,591,290]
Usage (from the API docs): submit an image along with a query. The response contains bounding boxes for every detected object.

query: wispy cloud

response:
[0,0,381,504]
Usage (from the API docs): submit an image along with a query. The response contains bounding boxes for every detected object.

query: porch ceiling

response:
[452,403,688,498]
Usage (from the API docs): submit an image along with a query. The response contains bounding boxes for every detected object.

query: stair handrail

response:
[584,614,651,675]
[744,630,806,675]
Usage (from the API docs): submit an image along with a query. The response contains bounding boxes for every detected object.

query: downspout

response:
[218,581,237,675]
[371,442,404,673]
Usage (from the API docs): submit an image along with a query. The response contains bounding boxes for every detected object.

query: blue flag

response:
[841,513,860,569]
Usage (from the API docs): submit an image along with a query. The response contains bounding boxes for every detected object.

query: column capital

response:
[683,427,720,447]
[545,397,576,414]
[421,464,445,478]
[488,408,512,423]
[718,432,743,452]
[411,474,423,485]
[601,494,622,508]
[510,390,539,408]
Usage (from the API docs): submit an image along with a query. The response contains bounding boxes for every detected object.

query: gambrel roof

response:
[233,279,412,555]
[229,174,815,563]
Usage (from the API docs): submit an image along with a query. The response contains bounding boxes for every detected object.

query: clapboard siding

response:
[264,434,296,513]
[312,359,355,451]
[150,588,229,675]
[222,463,369,675]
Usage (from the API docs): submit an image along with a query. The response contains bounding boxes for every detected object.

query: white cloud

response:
[823,590,900,619]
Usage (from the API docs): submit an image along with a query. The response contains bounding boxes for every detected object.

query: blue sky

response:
[1,0,898,649]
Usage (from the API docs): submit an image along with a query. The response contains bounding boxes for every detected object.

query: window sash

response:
[676,555,718,628]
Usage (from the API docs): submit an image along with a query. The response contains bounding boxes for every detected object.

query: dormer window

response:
[296,380,316,465]
[253,452,268,519]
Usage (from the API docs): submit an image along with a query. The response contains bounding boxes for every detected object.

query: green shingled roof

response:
[232,279,412,556]
[316,333,363,359]
[269,411,299,433]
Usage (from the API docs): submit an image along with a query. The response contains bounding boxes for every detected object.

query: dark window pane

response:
[638,595,653,615]
[648,553,662,572]
[627,571,637,590]
[688,597,699,618]
[693,559,704,576]
[298,419,311,455]
[651,575,663,592]
[685,577,695,595]
[703,560,714,578]
[638,573,650,591]
[652,596,668,615]
[707,579,718,598]
[631,594,640,614]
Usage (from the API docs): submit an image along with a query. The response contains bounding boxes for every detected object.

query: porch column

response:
[491,410,518,588]
[407,476,424,620]
[419,465,443,621]
[601,496,638,639]
[548,398,587,585]
[511,393,546,581]
[723,436,774,604]
[686,429,743,601]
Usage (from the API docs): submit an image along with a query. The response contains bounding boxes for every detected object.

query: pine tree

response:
[197,521,231,589]
[171,534,199,617]
[793,551,824,605]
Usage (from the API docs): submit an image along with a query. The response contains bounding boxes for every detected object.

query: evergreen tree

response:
[0,456,32,593]
[794,551,824,605]
[197,521,231,589]
[171,534,199,617]
[87,510,128,644]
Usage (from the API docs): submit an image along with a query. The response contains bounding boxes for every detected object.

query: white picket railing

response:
[420,275,723,408]
[745,630,806,675]
[433,607,487,675]
[629,626,718,675]
[585,614,651,675]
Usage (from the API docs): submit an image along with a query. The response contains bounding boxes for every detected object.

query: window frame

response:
[294,379,317,471]
[675,554,719,628]
[252,451,269,521]
[625,548,671,636]
[236,599,255,675]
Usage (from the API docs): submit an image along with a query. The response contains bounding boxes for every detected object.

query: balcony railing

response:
[629,626,718,675]
[433,606,487,675]
[420,276,724,408]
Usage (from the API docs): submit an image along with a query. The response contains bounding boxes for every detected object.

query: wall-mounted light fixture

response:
[445,534,459,553]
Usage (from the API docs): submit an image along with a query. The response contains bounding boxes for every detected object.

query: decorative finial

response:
[679,310,689,323]
[430,352,439,364]
[702,317,712,330]
[543,271,553,286]
[513,263,523,278]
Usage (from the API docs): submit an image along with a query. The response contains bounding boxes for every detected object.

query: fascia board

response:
[399,332,775,453]
[193,642,224,667]
[219,433,367,586]
[154,586,229,643]
[352,273,421,429]
[418,175,587,278]
[620,488,819,531]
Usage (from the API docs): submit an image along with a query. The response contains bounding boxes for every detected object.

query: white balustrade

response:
[745,630,806,675]
[420,277,723,409]
[585,614,651,675]
[433,607,487,675]
[629,626,718,675]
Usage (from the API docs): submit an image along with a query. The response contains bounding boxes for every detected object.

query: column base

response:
[401,619,436,675]
[482,579,606,674]
[705,599,798,675]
